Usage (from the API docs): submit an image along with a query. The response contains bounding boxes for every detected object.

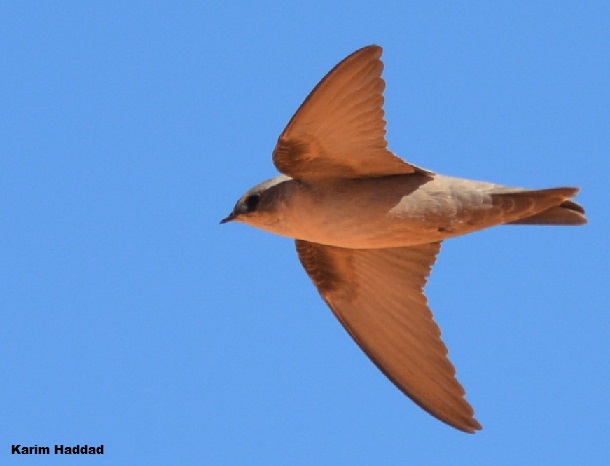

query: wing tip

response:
[356,44,382,56]
[337,45,382,69]
[411,393,483,434]
[455,417,483,434]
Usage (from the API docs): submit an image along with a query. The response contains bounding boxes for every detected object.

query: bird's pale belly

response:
[282,175,499,249]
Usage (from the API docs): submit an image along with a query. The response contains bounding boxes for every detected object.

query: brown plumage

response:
[222,45,586,432]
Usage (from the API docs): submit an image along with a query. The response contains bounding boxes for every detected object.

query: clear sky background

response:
[2,2,608,465]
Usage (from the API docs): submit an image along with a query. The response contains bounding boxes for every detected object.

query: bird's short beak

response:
[219,212,236,224]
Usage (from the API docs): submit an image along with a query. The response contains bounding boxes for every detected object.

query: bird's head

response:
[220,175,292,230]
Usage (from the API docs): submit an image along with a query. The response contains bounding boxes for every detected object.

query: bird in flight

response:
[221,45,586,433]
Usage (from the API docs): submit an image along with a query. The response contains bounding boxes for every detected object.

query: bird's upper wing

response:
[273,45,426,180]
[295,239,481,433]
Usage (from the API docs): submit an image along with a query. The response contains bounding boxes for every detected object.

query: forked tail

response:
[494,187,587,226]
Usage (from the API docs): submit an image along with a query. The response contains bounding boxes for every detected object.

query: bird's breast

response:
[278,175,497,249]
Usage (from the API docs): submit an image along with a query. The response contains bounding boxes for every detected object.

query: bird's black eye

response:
[245,194,260,212]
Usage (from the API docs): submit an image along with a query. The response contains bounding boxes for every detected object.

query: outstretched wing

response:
[295,240,481,433]
[273,46,425,180]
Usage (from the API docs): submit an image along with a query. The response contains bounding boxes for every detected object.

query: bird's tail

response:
[493,187,587,226]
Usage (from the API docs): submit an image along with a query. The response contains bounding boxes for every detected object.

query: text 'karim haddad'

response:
[11,444,104,454]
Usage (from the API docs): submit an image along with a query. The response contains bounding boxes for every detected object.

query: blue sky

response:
[2,2,608,465]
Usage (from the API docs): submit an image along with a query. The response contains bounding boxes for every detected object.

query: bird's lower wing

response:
[295,240,481,433]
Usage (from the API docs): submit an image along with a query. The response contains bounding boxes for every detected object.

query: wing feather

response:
[295,240,481,433]
[273,46,425,179]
